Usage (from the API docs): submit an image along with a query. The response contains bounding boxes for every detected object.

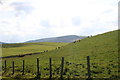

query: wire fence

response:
[1,56,119,79]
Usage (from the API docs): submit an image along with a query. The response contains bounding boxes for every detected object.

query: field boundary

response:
[0,52,42,59]
[2,56,92,80]
[1,56,119,80]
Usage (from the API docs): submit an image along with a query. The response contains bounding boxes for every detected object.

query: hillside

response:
[25,35,87,43]
[1,30,119,79]
[1,42,68,57]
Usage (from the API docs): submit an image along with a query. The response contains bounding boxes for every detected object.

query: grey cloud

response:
[10,2,35,16]
[11,2,28,5]
[0,1,2,5]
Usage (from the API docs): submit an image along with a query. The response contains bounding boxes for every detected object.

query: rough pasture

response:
[1,30,119,79]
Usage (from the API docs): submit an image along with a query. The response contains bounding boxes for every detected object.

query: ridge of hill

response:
[25,35,87,43]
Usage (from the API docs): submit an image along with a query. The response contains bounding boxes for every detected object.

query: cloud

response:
[40,20,50,27]
[71,16,81,26]
[10,2,35,16]
[0,0,118,43]
[0,1,3,5]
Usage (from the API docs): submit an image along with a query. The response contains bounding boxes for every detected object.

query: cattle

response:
[73,41,76,43]
[78,40,81,42]
[58,47,60,49]
[44,50,48,52]
[73,39,81,43]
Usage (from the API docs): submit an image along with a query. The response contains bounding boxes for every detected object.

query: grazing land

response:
[1,42,69,57]
[1,30,119,79]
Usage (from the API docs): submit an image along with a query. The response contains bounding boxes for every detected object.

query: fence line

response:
[60,57,64,80]
[3,56,92,79]
[37,58,40,79]
[4,60,6,73]
[22,60,25,75]
[49,58,52,80]
[12,61,14,75]
[87,56,91,80]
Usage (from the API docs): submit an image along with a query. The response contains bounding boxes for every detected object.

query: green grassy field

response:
[1,42,68,57]
[1,30,119,79]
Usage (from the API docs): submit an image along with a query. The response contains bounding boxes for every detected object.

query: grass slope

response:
[1,42,68,57]
[1,30,119,79]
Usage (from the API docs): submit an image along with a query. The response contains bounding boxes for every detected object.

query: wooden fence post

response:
[49,58,52,80]
[22,60,25,75]
[87,56,91,80]
[37,58,40,79]
[4,60,6,72]
[12,61,14,75]
[60,57,64,80]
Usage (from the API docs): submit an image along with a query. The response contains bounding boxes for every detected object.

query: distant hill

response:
[0,41,6,44]
[25,35,87,43]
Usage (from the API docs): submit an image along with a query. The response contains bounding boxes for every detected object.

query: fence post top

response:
[87,56,90,58]
[37,58,39,59]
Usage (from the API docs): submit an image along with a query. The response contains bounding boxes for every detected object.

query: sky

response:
[0,0,119,43]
